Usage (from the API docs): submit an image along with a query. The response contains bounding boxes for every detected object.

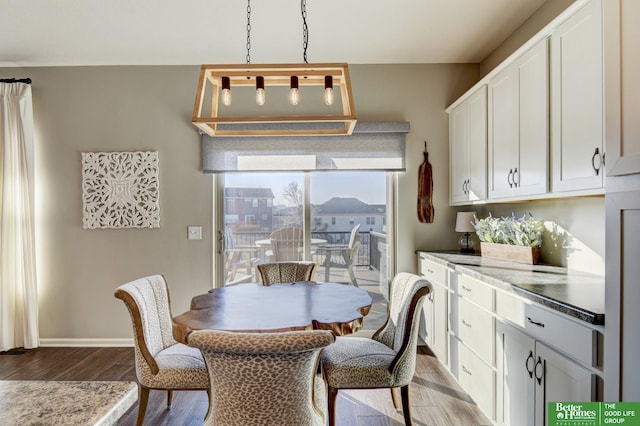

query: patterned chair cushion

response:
[188,329,334,426]
[257,261,318,285]
[134,343,209,389]
[321,336,397,388]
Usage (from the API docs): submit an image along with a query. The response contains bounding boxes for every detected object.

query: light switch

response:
[187,226,202,240]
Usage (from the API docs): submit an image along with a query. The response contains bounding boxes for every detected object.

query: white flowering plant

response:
[472,213,544,248]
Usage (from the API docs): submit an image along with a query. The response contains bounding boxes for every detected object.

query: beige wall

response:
[0,64,479,340]
[480,0,577,77]
[475,197,605,276]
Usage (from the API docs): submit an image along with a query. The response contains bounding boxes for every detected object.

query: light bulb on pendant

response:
[221,76,232,107]
[289,76,300,106]
[255,76,266,106]
[324,75,334,106]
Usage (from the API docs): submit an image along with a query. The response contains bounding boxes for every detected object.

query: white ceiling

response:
[0,0,547,67]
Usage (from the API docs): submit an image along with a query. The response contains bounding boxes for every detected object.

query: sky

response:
[225,172,387,205]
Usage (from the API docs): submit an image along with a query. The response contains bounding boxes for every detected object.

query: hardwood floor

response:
[0,346,491,425]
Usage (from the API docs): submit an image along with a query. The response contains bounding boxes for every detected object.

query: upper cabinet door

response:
[488,66,518,199]
[551,0,604,192]
[450,100,470,205]
[488,39,548,200]
[604,0,640,176]
[467,86,488,202]
[449,85,487,205]
[514,39,549,197]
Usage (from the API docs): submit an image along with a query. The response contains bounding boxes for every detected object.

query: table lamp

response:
[455,211,476,254]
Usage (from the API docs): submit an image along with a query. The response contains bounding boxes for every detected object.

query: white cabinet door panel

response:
[551,0,604,191]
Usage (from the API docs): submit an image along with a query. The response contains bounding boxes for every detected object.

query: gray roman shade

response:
[201,121,409,173]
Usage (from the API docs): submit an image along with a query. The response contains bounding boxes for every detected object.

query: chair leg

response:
[400,384,414,426]
[347,266,358,287]
[136,385,150,426]
[328,386,339,426]
[390,387,399,410]
[167,390,173,408]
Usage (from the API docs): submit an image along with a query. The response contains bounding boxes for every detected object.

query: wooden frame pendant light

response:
[192,63,357,137]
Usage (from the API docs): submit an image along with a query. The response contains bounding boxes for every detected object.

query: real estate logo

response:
[548,402,640,426]
[550,403,598,425]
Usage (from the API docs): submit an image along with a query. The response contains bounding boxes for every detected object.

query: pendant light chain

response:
[301,0,309,64]
[246,0,252,64]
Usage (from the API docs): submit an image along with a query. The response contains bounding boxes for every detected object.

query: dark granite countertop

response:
[416,251,605,326]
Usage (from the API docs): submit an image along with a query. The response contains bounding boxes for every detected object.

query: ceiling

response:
[0,0,547,67]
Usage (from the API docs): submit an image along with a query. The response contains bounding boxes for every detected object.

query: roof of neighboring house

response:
[314,197,386,215]
[225,188,275,199]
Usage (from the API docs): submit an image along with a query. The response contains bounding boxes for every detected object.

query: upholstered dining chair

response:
[257,261,318,285]
[187,329,335,426]
[321,272,431,426]
[114,275,209,426]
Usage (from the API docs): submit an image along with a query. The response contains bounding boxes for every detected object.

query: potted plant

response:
[472,213,544,264]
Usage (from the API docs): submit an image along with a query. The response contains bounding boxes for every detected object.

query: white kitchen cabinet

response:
[488,39,548,200]
[449,86,487,205]
[418,256,449,364]
[604,0,640,176]
[605,189,640,400]
[603,0,640,401]
[496,321,597,426]
[551,0,604,192]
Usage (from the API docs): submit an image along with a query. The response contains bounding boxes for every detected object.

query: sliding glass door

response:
[217,171,392,294]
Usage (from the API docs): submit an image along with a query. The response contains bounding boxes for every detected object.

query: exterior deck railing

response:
[231,230,384,267]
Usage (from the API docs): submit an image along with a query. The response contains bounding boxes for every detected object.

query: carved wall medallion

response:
[81,151,160,229]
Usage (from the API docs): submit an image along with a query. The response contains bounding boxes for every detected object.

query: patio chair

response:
[224,226,261,284]
[320,224,361,286]
[268,226,304,261]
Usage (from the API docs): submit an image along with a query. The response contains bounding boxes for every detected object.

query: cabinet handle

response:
[462,319,472,328]
[462,365,472,376]
[525,350,534,379]
[427,268,435,274]
[507,169,514,188]
[591,147,602,176]
[513,167,519,187]
[461,285,472,292]
[527,316,545,328]
[465,179,470,194]
[534,356,544,385]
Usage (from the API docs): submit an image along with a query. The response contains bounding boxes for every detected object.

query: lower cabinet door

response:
[496,321,536,426]
[535,342,596,426]
[432,282,448,364]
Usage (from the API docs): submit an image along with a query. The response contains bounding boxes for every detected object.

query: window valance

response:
[201,121,409,173]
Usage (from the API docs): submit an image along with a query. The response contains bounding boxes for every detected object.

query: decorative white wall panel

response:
[81,151,160,229]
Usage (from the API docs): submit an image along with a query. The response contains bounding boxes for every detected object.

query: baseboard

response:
[39,338,133,347]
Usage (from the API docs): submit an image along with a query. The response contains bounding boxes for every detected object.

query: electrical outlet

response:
[187,226,202,240]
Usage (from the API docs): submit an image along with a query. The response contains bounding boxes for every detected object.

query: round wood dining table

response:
[172,282,372,342]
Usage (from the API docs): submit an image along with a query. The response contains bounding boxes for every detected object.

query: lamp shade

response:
[455,212,476,233]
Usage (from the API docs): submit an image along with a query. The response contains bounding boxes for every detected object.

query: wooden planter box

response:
[480,242,542,265]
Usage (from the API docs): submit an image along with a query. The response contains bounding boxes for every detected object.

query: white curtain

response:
[0,82,39,351]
